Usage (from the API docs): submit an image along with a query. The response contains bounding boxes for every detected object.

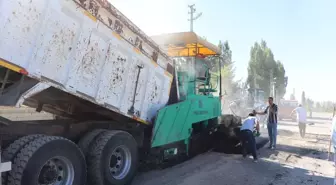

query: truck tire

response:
[87,130,138,185]
[2,134,45,185]
[8,136,87,185]
[78,129,107,156]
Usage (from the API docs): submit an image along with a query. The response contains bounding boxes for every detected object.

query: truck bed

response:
[0,0,173,124]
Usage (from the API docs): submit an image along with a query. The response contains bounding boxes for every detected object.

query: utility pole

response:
[270,70,273,97]
[188,4,202,32]
[270,70,276,100]
[253,68,257,89]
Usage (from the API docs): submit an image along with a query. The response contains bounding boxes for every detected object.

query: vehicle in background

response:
[278,99,299,121]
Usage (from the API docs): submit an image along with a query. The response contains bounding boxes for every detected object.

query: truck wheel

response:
[2,134,45,185]
[78,129,107,156]
[87,130,138,185]
[8,136,87,185]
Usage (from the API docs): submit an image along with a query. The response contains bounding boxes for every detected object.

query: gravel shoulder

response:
[133,117,335,185]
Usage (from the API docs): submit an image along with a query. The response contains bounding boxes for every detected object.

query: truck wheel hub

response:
[38,157,74,185]
[109,146,132,180]
[39,166,58,184]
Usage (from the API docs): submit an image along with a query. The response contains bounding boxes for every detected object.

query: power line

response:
[188,4,202,32]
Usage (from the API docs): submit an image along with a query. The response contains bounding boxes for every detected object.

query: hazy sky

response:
[111,0,336,102]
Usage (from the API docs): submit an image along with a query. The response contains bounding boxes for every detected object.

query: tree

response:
[246,40,288,101]
[290,88,296,100]
[290,94,296,100]
[301,91,306,107]
[218,41,241,97]
[209,41,239,96]
[306,98,314,111]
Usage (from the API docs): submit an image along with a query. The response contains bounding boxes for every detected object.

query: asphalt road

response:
[133,114,335,185]
[1,108,334,185]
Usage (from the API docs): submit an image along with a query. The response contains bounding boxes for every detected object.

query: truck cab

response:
[278,99,299,121]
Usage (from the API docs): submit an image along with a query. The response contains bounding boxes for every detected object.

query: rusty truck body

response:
[0,0,175,185]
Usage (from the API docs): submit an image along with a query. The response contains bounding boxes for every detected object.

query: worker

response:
[328,116,336,185]
[291,104,307,138]
[240,110,260,162]
[256,97,278,149]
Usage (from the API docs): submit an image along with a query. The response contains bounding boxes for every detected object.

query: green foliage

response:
[208,40,240,96]
[306,98,314,110]
[218,41,240,95]
[290,93,296,100]
[246,40,288,100]
[313,101,335,112]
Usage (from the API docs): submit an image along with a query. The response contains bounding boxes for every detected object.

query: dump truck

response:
[0,1,224,185]
[278,99,299,121]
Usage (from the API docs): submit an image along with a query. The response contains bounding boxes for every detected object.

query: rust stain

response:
[133,47,141,54]
[78,39,104,88]
[105,46,128,99]
[83,11,97,22]
[148,78,159,103]
[112,32,121,40]
[167,79,173,95]
[40,23,76,75]
[75,0,172,73]
[151,60,158,68]
[164,71,173,79]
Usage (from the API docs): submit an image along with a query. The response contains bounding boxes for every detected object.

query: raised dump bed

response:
[0,0,173,123]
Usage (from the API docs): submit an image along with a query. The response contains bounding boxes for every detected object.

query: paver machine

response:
[150,32,223,161]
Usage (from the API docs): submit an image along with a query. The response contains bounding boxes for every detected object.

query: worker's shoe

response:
[253,159,258,163]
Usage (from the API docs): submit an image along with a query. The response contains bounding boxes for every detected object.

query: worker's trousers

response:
[298,122,306,138]
[267,123,277,148]
[334,147,336,185]
[240,129,257,160]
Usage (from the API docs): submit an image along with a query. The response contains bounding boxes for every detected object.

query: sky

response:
[111,0,336,102]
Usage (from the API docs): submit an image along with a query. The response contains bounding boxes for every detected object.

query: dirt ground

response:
[133,113,335,185]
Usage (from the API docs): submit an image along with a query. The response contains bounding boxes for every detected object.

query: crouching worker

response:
[240,110,260,162]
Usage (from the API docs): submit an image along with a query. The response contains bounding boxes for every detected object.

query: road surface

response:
[133,115,335,185]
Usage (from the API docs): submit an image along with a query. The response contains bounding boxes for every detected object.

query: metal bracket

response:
[128,64,144,115]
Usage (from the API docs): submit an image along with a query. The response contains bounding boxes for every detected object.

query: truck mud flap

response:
[139,141,188,172]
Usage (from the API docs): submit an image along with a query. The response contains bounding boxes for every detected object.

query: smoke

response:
[174,57,257,119]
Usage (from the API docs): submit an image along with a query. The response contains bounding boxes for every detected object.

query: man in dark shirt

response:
[257,97,278,149]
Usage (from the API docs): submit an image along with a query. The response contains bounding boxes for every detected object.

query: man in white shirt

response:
[291,104,307,138]
[240,110,260,162]
[328,116,336,185]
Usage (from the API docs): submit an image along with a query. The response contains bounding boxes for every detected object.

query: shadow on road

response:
[277,129,296,137]
[133,151,332,185]
[278,121,317,127]
[259,131,330,159]
[310,116,332,121]
[260,144,327,160]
